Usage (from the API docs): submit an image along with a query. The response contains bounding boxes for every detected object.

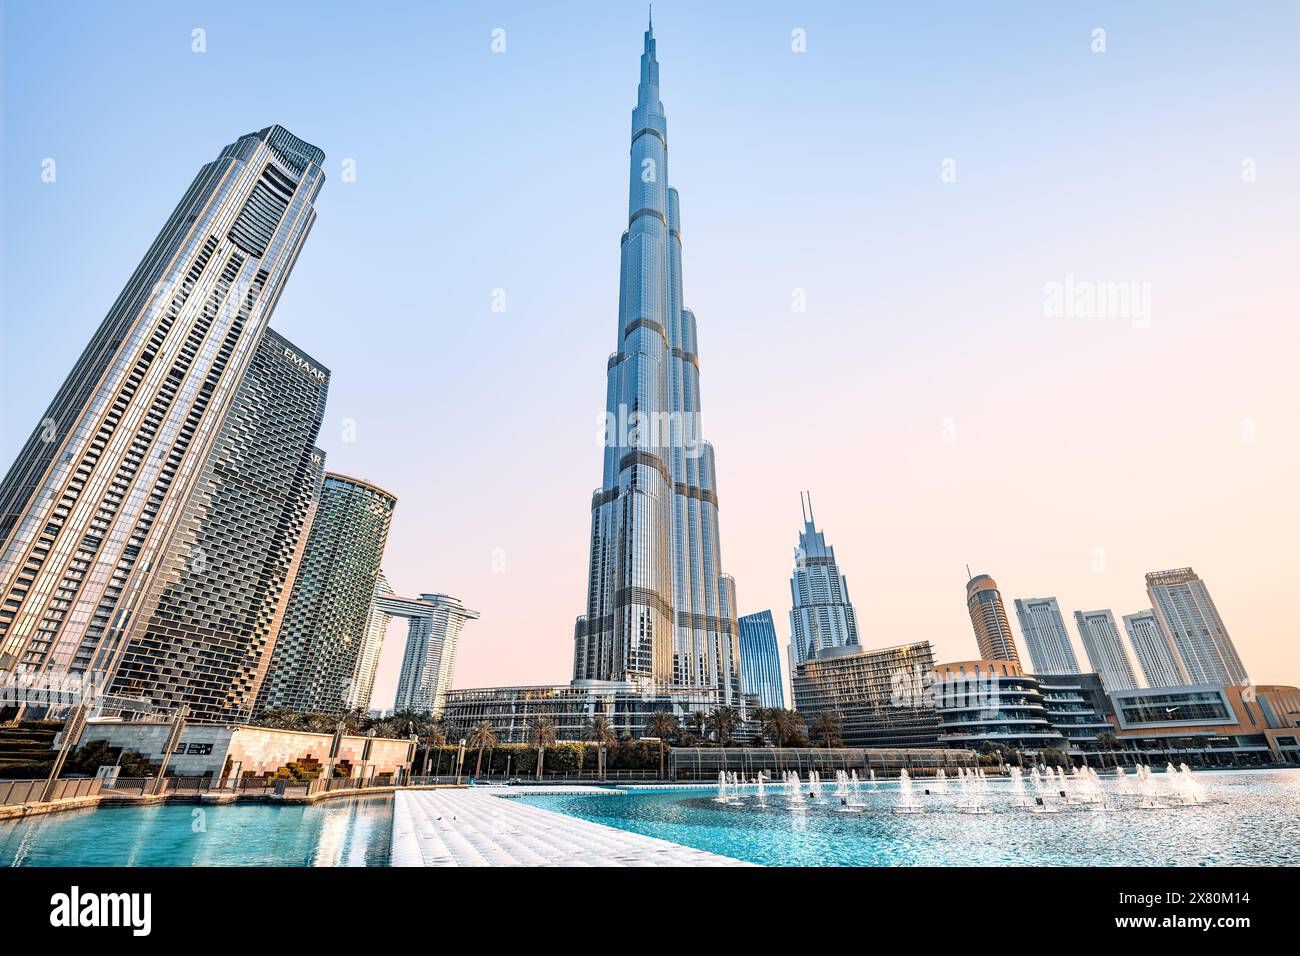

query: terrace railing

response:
[0,776,102,806]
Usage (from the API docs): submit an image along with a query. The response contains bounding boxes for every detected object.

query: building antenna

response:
[799,491,807,524]
[806,491,815,526]
[965,563,972,581]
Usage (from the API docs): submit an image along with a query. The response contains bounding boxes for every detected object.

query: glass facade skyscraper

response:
[256,473,396,715]
[574,20,740,703]
[737,610,785,709]
[1145,567,1248,685]
[1013,596,1081,675]
[106,329,329,720]
[0,125,324,694]
[789,493,859,666]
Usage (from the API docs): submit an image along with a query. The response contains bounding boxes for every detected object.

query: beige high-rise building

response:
[965,573,1020,665]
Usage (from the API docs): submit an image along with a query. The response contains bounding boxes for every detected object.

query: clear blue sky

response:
[3,1,1298,705]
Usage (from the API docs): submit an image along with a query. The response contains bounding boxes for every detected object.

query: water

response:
[0,796,394,867]
[518,769,1300,866]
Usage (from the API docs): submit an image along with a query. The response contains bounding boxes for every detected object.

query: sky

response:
[2,1,1298,709]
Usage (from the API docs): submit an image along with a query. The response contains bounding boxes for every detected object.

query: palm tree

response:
[414,716,448,777]
[466,721,498,777]
[644,710,680,779]
[761,708,803,748]
[583,715,618,778]
[687,710,708,742]
[811,711,843,748]
[526,716,558,780]
[706,706,740,748]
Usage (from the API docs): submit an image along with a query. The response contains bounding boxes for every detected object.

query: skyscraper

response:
[1145,567,1248,685]
[0,125,324,693]
[387,592,480,716]
[106,330,329,720]
[1073,609,1139,691]
[348,570,395,711]
[1123,608,1186,688]
[789,493,859,666]
[737,610,785,709]
[574,19,740,702]
[1013,597,1081,675]
[965,573,1019,664]
[256,473,396,715]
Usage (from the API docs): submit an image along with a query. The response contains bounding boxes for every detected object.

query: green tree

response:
[644,710,680,778]
[526,716,558,780]
[706,706,741,747]
[759,708,804,748]
[466,720,498,777]
[687,710,709,741]
[583,715,618,777]
[811,711,843,748]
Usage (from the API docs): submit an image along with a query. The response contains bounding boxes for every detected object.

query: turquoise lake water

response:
[3,769,1296,866]
[0,795,393,866]
[518,769,1300,866]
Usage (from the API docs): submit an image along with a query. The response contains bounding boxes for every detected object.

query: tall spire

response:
[575,20,740,705]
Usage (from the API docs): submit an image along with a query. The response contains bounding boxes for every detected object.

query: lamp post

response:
[454,738,466,785]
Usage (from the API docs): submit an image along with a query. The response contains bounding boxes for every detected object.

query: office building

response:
[442,681,732,744]
[791,642,939,748]
[256,473,396,714]
[1032,671,1115,755]
[789,493,859,666]
[737,610,785,709]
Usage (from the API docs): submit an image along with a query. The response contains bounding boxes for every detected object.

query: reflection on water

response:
[0,795,393,867]
[520,769,1300,866]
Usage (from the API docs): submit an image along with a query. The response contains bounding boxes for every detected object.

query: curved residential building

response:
[388,593,479,716]
[256,473,396,715]
[789,493,859,666]
[1013,597,1081,675]
[574,19,740,702]
[0,126,324,692]
[965,574,1019,665]
[934,659,1065,752]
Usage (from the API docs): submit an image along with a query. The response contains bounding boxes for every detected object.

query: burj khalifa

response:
[573,17,741,704]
